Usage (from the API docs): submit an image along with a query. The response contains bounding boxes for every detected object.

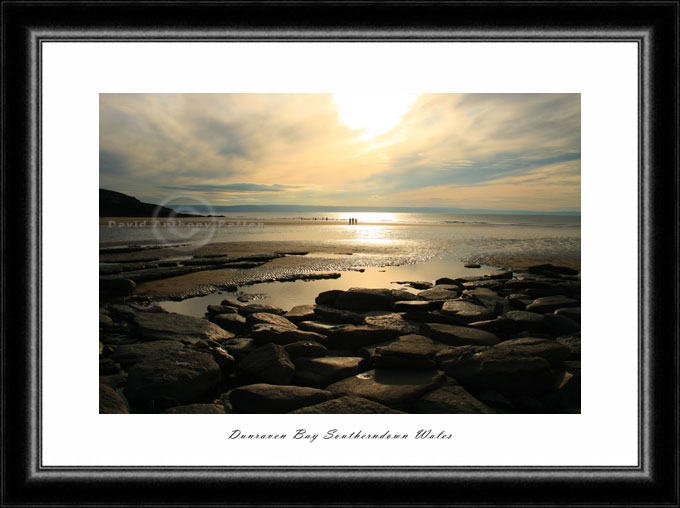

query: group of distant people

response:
[348,217,358,225]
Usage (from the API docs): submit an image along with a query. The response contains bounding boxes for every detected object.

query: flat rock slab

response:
[251,324,327,346]
[417,286,459,301]
[298,320,341,335]
[229,383,332,413]
[555,307,581,323]
[111,340,184,367]
[394,300,431,312]
[362,311,421,336]
[391,289,420,302]
[238,303,285,316]
[435,346,555,397]
[503,310,548,333]
[328,325,400,352]
[290,395,405,414]
[284,305,316,324]
[125,349,221,405]
[207,304,237,316]
[314,305,363,325]
[221,338,258,359]
[239,343,295,385]
[424,323,500,346]
[294,356,367,387]
[414,385,495,414]
[543,313,580,335]
[495,337,571,366]
[99,384,129,414]
[326,368,447,411]
[526,295,579,314]
[212,313,248,333]
[556,334,581,359]
[440,300,494,323]
[246,312,297,329]
[315,289,344,305]
[134,312,234,343]
[163,403,226,414]
[334,288,395,311]
[283,341,328,359]
[369,334,450,369]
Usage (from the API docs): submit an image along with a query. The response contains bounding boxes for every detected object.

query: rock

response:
[463,288,505,315]
[505,279,553,290]
[327,325,400,352]
[284,305,316,324]
[507,293,534,310]
[394,280,433,290]
[478,389,514,410]
[541,367,581,411]
[543,313,580,335]
[417,286,459,301]
[293,356,367,387]
[468,318,516,334]
[163,403,226,414]
[251,324,327,346]
[423,323,500,346]
[99,358,121,375]
[414,385,495,414]
[99,313,114,328]
[246,312,297,329]
[503,310,548,332]
[359,334,449,361]
[391,289,420,301]
[334,288,394,311]
[133,312,234,344]
[440,300,494,323]
[112,340,184,367]
[107,303,138,320]
[435,277,461,286]
[298,320,340,335]
[237,303,285,316]
[221,338,258,359]
[99,384,129,414]
[435,346,555,397]
[556,334,581,359]
[100,277,136,295]
[464,263,481,268]
[238,343,295,384]
[283,341,327,359]
[124,349,221,406]
[211,347,236,371]
[99,373,128,390]
[461,279,506,290]
[315,289,344,305]
[555,307,581,323]
[290,395,405,414]
[494,337,571,366]
[207,304,236,316]
[314,305,363,325]
[486,270,514,280]
[220,297,244,308]
[513,395,545,412]
[394,300,431,312]
[362,311,421,335]
[525,295,579,314]
[528,263,579,276]
[212,313,248,333]
[326,369,447,411]
[229,383,332,413]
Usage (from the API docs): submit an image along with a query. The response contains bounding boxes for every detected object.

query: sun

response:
[332,92,419,140]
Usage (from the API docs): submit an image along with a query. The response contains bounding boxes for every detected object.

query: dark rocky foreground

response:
[99,263,580,414]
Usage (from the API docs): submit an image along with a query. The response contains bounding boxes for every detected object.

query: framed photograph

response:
[2,1,678,505]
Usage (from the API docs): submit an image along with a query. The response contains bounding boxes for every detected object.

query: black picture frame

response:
[2,1,678,505]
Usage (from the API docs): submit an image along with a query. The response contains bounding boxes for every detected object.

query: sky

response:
[100,93,580,212]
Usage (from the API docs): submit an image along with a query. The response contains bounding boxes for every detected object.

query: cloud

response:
[100,93,580,211]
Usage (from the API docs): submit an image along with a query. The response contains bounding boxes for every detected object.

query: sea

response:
[100,212,580,314]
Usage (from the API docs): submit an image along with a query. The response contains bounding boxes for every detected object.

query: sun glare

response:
[332,92,419,139]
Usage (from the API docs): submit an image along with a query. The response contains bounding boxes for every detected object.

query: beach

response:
[99,213,580,415]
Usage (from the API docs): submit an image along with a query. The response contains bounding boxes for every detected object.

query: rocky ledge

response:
[99,264,580,414]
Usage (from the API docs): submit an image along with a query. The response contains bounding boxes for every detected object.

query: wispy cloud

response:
[100,93,580,211]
